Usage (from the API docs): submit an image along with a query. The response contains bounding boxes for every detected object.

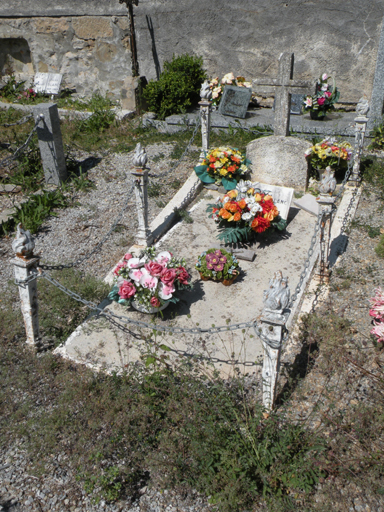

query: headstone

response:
[34,73,63,95]
[294,194,320,216]
[218,85,252,118]
[246,135,312,191]
[252,53,312,136]
[272,93,305,115]
[33,103,67,185]
[253,182,294,221]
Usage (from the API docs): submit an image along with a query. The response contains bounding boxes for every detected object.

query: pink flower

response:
[124,253,133,260]
[129,268,143,282]
[371,321,384,343]
[156,251,172,264]
[113,261,126,276]
[161,268,177,286]
[145,261,164,277]
[159,282,175,300]
[118,280,136,299]
[140,274,158,290]
[150,297,161,308]
[317,97,325,106]
[322,73,328,81]
[176,266,189,285]
[325,91,332,98]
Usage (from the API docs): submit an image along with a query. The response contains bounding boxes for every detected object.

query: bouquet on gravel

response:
[195,248,240,284]
[303,73,340,119]
[208,180,287,244]
[369,287,384,345]
[108,247,191,310]
[305,138,352,171]
[194,146,251,191]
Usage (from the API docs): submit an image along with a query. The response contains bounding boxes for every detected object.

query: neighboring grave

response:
[218,85,253,119]
[246,136,312,191]
[34,72,63,95]
[32,103,67,185]
[252,52,312,136]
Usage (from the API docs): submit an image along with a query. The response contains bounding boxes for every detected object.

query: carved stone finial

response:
[12,223,35,258]
[319,166,337,195]
[133,143,148,169]
[356,95,369,116]
[263,271,290,312]
[200,80,212,101]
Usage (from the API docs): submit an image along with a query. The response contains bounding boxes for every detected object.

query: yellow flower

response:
[220,157,228,164]
[264,195,272,202]
[227,190,238,199]
[227,214,234,222]
[254,193,262,202]
[220,169,228,176]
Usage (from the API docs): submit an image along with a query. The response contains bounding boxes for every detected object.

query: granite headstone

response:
[218,85,252,118]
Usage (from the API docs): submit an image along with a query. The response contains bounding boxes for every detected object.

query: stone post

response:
[316,195,336,283]
[349,114,368,186]
[258,272,290,411]
[132,143,152,247]
[10,224,40,346]
[199,80,212,160]
[33,103,67,186]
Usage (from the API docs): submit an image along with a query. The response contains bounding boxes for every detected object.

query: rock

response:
[246,135,312,191]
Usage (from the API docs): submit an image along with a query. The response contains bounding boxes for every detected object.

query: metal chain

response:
[14,269,41,288]
[0,116,41,169]
[149,117,201,180]
[39,181,135,270]
[1,113,33,128]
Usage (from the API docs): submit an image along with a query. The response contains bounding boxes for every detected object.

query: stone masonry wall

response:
[134,0,384,105]
[0,14,136,109]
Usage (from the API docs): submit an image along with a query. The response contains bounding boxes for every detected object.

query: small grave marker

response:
[254,182,294,220]
[218,85,252,118]
[34,73,63,95]
[272,93,305,115]
[33,103,67,185]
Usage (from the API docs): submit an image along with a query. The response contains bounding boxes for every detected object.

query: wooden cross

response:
[252,53,313,136]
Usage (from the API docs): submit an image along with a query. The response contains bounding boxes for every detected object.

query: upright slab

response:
[55,189,317,376]
[33,103,67,186]
[246,135,312,191]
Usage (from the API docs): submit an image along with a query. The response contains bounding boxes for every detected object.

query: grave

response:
[54,182,317,377]
[33,72,63,96]
[218,85,252,119]
[32,102,67,185]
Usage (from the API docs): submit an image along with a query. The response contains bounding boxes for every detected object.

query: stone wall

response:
[0,1,136,109]
[134,0,384,105]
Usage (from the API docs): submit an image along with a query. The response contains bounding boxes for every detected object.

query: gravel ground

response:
[1,145,384,511]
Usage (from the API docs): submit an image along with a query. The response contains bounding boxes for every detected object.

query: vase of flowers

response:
[194,147,250,191]
[207,180,287,244]
[304,138,352,179]
[303,73,340,120]
[209,73,252,108]
[195,248,240,285]
[108,247,191,314]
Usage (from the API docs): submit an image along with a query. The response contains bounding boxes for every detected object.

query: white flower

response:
[304,148,312,156]
[127,257,146,269]
[250,204,262,215]
[223,196,230,204]
[129,268,145,282]
[158,282,175,300]
[245,196,255,205]
[241,212,253,221]
[156,251,172,264]
[236,179,251,193]
[322,73,328,81]
[321,84,328,92]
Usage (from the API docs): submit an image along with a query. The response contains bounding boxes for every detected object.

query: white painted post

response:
[199,80,212,160]
[349,114,368,186]
[316,196,336,283]
[132,143,152,247]
[10,224,40,346]
[259,272,290,411]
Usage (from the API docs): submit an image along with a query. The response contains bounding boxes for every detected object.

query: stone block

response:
[246,135,312,191]
[294,194,320,216]
[72,17,113,40]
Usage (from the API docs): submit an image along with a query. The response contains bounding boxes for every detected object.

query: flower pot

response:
[199,271,238,286]
[199,272,210,281]
[131,299,169,314]
[222,272,239,286]
[310,110,326,120]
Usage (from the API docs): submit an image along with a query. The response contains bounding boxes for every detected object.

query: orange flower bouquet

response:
[208,180,287,244]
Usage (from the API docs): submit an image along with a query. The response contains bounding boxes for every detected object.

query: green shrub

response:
[375,234,384,258]
[368,118,384,150]
[143,54,207,119]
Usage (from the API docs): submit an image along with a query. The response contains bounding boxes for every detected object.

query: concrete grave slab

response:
[55,190,318,376]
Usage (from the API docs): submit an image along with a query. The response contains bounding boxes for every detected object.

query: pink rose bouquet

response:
[303,73,340,119]
[108,246,191,310]
[369,287,384,345]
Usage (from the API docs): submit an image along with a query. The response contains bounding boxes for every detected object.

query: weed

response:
[361,156,384,198]
[173,207,193,223]
[152,152,165,162]
[170,178,182,190]
[148,182,163,197]
[375,234,384,258]
[156,199,166,208]
[368,119,384,150]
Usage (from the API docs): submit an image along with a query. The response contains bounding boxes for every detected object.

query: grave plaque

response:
[218,85,252,118]
[253,182,294,220]
[34,73,63,95]
[272,93,305,115]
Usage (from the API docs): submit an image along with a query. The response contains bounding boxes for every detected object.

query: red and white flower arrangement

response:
[108,247,191,310]
[369,287,384,344]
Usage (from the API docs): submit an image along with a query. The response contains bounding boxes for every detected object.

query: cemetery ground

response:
[0,105,384,512]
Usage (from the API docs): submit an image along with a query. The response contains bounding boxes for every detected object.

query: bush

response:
[143,54,207,119]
